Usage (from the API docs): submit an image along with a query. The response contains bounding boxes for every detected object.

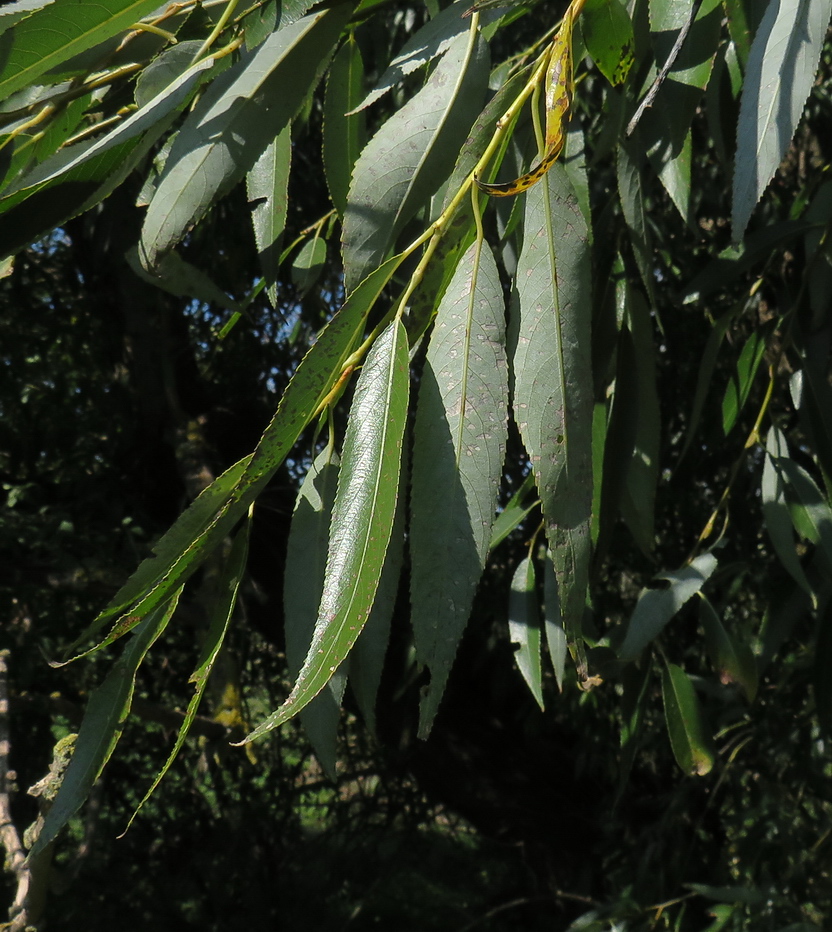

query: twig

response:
[0,650,30,932]
[626,0,703,137]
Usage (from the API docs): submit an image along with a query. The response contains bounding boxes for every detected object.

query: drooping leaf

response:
[291,236,328,295]
[28,592,182,859]
[141,6,351,268]
[661,661,716,776]
[618,552,719,660]
[762,425,815,601]
[543,549,567,691]
[732,0,832,240]
[778,457,832,570]
[65,253,406,662]
[581,0,635,86]
[721,323,770,435]
[617,139,656,306]
[411,239,508,735]
[348,452,407,736]
[510,161,593,649]
[619,286,659,555]
[241,319,410,741]
[0,53,215,257]
[284,447,343,779]
[126,247,238,311]
[123,520,251,832]
[354,0,477,112]
[323,35,366,217]
[489,472,538,551]
[508,555,544,709]
[342,28,488,292]
[0,0,163,101]
[698,594,758,702]
[247,124,291,309]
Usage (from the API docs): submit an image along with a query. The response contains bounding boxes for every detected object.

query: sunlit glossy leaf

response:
[508,555,544,709]
[242,319,410,740]
[732,0,832,240]
[661,661,716,776]
[291,236,328,295]
[0,0,162,100]
[411,239,508,735]
[619,552,718,660]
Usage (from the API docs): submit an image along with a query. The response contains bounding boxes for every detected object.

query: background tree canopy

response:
[2,0,832,928]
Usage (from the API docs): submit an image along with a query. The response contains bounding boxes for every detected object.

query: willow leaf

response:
[698,595,758,702]
[324,35,366,217]
[247,124,291,309]
[342,28,488,292]
[354,0,476,112]
[544,549,567,691]
[0,0,163,101]
[141,6,351,268]
[511,162,593,647]
[762,425,815,601]
[28,592,181,859]
[411,239,508,736]
[241,320,410,741]
[732,0,832,240]
[284,448,343,779]
[619,552,718,660]
[123,522,251,832]
[508,556,544,709]
[661,661,716,776]
[66,253,405,663]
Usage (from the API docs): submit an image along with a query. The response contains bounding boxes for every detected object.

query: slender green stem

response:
[193,0,241,62]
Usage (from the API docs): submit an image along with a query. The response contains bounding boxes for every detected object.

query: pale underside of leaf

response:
[732,0,832,240]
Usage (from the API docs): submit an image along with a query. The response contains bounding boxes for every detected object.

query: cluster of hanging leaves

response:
[5,0,832,856]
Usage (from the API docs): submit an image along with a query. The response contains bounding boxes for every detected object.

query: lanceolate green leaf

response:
[284,447,343,779]
[544,549,567,691]
[324,35,366,217]
[123,520,251,832]
[65,253,405,662]
[247,124,292,309]
[28,592,182,859]
[581,0,635,86]
[778,457,832,570]
[698,595,758,702]
[241,319,410,741]
[354,0,477,112]
[349,456,406,736]
[617,139,656,306]
[762,425,815,601]
[141,6,351,267]
[620,286,659,555]
[721,324,769,435]
[511,162,593,648]
[619,552,718,660]
[732,0,832,240]
[341,28,488,292]
[411,239,508,736]
[0,0,163,101]
[0,0,55,37]
[508,555,544,709]
[661,661,716,776]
